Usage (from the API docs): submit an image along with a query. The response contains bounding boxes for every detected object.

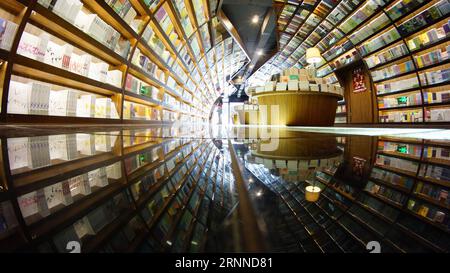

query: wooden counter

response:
[253,90,343,126]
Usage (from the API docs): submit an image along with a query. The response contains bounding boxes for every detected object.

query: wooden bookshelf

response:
[251,0,450,125]
[0,0,251,124]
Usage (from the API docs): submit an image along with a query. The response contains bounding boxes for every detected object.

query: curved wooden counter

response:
[253,90,343,126]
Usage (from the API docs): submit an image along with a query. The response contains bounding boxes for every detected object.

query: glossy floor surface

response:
[0,124,449,253]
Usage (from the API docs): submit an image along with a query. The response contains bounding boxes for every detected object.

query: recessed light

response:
[257,50,263,56]
[251,15,259,24]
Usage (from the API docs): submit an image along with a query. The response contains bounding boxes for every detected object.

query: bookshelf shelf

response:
[30,4,127,66]
[81,0,141,40]
[376,87,421,97]
[27,179,126,239]
[372,137,450,237]
[378,104,422,111]
[12,55,123,96]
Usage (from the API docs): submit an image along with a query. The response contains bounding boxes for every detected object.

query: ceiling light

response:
[251,15,259,24]
[257,50,263,56]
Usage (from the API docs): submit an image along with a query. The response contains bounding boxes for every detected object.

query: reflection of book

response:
[53,225,79,252]
[87,207,108,233]
[418,205,429,217]
[106,162,122,180]
[434,211,445,223]
[439,189,448,202]
[73,216,95,239]
[94,134,111,152]
[88,167,108,188]
[77,134,95,155]
[68,173,91,197]
[0,201,18,235]
[49,134,77,160]
[27,136,51,169]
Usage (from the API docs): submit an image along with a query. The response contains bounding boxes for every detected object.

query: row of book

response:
[406,19,450,52]
[252,80,344,95]
[419,68,450,85]
[378,141,422,157]
[375,76,420,94]
[0,17,18,51]
[365,43,409,68]
[7,80,119,119]
[338,0,386,34]
[123,101,161,121]
[125,74,161,101]
[407,199,448,225]
[397,0,450,37]
[329,49,359,70]
[18,31,122,87]
[385,0,426,21]
[17,162,122,225]
[7,133,118,171]
[414,45,449,68]
[365,180,407,205]
[414,181,449,206]
[370,167,415,190]
[323,40,353,62]
[52,189,131,252]
[349,13,390,45]
[105,0,139,26]
[132,48,166,83]
[377,92,422,109]
[379,109,423,122]
[173,0,194,37]
[426,108,450,121]
[358,28,401,56]
[419,163,450,182]
[141,26,173,64]
[423,145,450,161]
[38,0,131,59]
[371,60,415,82]
[317,29,344,53]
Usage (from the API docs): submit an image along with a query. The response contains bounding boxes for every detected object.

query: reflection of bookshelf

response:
[246,135,450,252]
[0,0,241,124]
[1,125,228,252]
[335,99,347,124]
[371,137,449,251]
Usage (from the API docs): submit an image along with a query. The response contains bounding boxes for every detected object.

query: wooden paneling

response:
[254,91,342,126]
[336,62,376,124]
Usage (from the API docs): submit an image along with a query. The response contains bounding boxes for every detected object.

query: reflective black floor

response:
[0,124,449,253]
